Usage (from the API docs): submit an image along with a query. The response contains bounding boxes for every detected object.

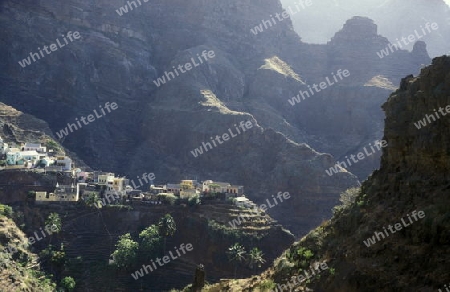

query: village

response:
[0,136,256,210]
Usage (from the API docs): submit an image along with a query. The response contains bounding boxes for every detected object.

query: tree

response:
[158,214,176,253]
[60,276,76,292]
[157,193,177,205]
[111,233,139,269]
[226,243,246,278]
[247,247,266,272]
[139,225,163,260]
[39,244,66,279]
[0,204,13,218]
[188,195,201,207]
[85,193,100,208]
[45,212,62,243]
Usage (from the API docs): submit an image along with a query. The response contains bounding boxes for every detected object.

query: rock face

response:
[271,56,449,292]
[377,56,450,194]
[0,1,431,236]
[312,56,450,291]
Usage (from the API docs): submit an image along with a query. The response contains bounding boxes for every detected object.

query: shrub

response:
[157,193,177,205]
[333,187,361,215]
[187,195,201,207]
[0,204,13,218]
[60,276,76,292]
[259,279,276,290]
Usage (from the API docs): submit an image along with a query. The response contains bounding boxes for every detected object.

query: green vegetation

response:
[139,225,163,260]
[110,214,176,271]
[157,193,178,205]
[332,187,361,215]
[158,214,177,253]
[111,233,139,269]
[45,139,61,152]
[39,244,67,277]
[187,194,201,206]
[60,276,76,292]
[45,212,62,244]
[0,204,13,218]
[329,267,336,275]
[259,279,276,291]
[248,247,266,271]
[207,219,266,241]
[227,243,247,278]
[226,243,267,277]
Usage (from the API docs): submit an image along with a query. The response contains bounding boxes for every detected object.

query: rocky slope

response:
[209,56,450,291]
[0,213,57,291]
[0,0,431,237]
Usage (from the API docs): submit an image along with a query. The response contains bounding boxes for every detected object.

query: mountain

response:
[0,0,431,238]
[281,0,450,57]
[209,56,450,291]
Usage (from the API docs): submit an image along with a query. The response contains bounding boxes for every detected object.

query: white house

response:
[20,150,40,161]
[22,143,46,153]
[234,196,254,208]
[55,156,73,171]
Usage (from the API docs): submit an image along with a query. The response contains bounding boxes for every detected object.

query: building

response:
[22,143,46,153]
[6,148,21,165]
[55,156,73,171]
[95,172,114,184]
[180,188,200,199]
[150,185,166,194]
[166,183,181,195]
[227,185,244,195]
[203,180,230,193]
[180,180,200,199]
[35,183,79,203]
[20,150,41,163]
[38,157,54,168]
[234,196,254,208]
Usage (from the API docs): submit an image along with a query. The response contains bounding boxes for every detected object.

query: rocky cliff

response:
[0,1,431,237]
[212,56,450,291]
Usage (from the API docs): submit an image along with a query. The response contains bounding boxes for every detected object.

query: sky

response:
[445,0,450,6]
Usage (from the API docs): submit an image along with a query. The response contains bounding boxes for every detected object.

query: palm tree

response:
[158,214,176,254]
[226,243,246,278]
[45,212,62,244]
[248,247,266,273]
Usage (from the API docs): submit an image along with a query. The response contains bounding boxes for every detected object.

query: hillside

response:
[206,56,450,291]
[0,211,56,291]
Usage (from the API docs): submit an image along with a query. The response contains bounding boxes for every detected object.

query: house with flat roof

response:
[22,143,46,153]
[35,183,79,203]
